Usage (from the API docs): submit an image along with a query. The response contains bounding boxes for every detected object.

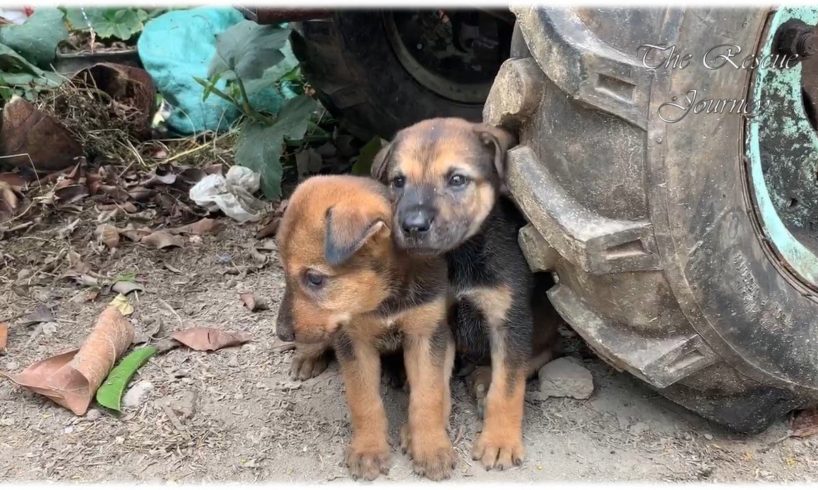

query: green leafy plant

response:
[0,43,62,101]
[63,7,150,41]
[0,8,67,101]
[195,20,318,200]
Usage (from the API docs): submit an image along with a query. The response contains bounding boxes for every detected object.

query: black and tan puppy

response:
[372,117,558,471]
[274,175,456,481]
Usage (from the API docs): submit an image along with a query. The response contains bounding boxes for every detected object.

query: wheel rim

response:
[745,7,818,289]
[382,10,512,104]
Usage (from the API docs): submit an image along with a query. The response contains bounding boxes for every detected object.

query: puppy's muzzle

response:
[400,206,436,236]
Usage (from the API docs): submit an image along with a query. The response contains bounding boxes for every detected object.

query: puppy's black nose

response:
[401,209,435,234]
[276,327,295,342]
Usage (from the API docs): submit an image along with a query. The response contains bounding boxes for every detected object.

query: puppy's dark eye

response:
[304,269,326,289]
[392,175,406,189]
[448,174,468,187]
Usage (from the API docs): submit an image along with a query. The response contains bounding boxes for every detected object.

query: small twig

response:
[158,298,183,328]
[271,342,296,353]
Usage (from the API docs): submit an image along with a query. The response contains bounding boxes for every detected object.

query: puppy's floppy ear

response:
[324,205,391,266]
[474,124,517,182]
[370,141,393,183]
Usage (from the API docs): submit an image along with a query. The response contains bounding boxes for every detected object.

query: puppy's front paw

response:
[345,440,391,480]
[400,424,456,480]
[290,350,328,380]
[471,429,524,470]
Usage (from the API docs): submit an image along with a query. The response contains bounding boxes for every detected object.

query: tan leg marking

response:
[338,337,390,480]
[399,298,456,480]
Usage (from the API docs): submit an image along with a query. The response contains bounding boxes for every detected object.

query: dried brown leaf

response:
[0,322,7,351]
[0,306,134,415]
[171,327,252,351]
[112,281,143,295]
[240,292,268,312]
[95,223,120,249]
[17,304,54,328]
[170,218,223,236]
[141,230,184,249]
[119,226,152,242]
[255,217,280,239]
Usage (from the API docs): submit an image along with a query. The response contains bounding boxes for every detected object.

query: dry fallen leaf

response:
[119,226,152,242]
[109,294,134,316]
[240,292,268,312]
[0,306,134,415]
[141,230,184,249]
[17,304,54,328]
[255,217,281,239]
[170,218,223,236]
[0,322,7,351]
[171,327,252,351]
[112,281,144,295]
[0,180,20,221]
[95,223,120,249]
[791,408,818,438]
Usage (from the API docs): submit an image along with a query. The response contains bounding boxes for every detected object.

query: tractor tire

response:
[487,8,818,432]
[291,11,498,140]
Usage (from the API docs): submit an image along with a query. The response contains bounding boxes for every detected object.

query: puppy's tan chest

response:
[455,286,513,329]
[374,325,403,354]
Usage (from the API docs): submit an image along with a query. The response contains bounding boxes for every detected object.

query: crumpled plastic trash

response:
[189,166,266,222]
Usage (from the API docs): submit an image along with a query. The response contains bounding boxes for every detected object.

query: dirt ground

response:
[1,210,817,483]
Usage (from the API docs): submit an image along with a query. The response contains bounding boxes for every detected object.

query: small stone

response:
[158,390,197,420]
[5,361,19,371]
[0,418,14,427]
[86,409,101,421]
[122,381,154,408]
[234,392,244,400]
[64,426,74,434]
[537,357,594,400]
[115,436,125,444]
[16,268,32,280]
[704,433,713,441]
[629,422,650,435]
[41,321,58,336]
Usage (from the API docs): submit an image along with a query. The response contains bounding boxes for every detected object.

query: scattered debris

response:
[121,380,154,408]
[239,292,267,312]
[96,346,157,412]
[536,356,594,400]
[109,294,133,316]
[16,304,54,328]
[0,306,134,415]
[85,408,102,421]
[141,230,184,249]
[171,327,252,351]
[112,280,143,295]
[0,95,83,172]
[189,166,266,223]
[170,217,223,236]
[95,223,120,249]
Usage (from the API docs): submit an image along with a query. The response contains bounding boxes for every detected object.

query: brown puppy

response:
[274,175,456,481]
[372,117,559,470]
